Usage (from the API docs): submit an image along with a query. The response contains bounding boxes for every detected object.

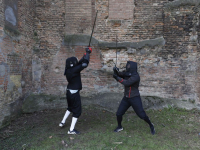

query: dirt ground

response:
[0,106,200,150]
[0,106,115,149]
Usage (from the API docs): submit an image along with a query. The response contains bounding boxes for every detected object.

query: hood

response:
[64,57,78,75]
[126,61,138,74]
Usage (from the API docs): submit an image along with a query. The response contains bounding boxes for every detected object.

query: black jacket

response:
[65,54,89,90]
[65,64,85,90]
[117,61,140,98]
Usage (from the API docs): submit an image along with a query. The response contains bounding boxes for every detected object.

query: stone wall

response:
[29,0,169,97]
[0,0,200,128]
[160,1,200,101]
[0,0,35,127]
[95,0,166,41]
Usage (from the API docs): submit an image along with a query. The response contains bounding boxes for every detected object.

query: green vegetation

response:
[0,106,200,150]
[33,31,39,42]
[4,25,20,37]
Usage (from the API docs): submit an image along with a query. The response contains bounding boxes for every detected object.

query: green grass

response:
[0,106,200,150]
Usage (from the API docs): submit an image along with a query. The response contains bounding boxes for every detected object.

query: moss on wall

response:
[4,25,20,37]
[164,0,200,10]
[22,94,67,113]
[64,34,99,46]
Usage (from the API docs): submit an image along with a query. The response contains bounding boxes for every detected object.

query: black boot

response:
[144,117,155,135]
[114,115,123,132]
[150,123,155,135]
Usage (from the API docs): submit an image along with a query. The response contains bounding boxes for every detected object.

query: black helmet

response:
[126,61,138,74]
[64,57,78,75]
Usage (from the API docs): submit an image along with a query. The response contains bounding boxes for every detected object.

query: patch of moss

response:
[182,99,188,102]
[7,53,20,57]
[60,97,66,100]
[1,116,11,129]
[189,99,195,104]
[22,94,39,113]
[34,31,38,36]
[33,46,40,53]
[33,31,39,42]
[164,0,200,10]
[22,94,62,113]
[44,95,57,102]
[64,34,99,46]
[4,25,20,37]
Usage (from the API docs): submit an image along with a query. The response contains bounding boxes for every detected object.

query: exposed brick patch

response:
[65,0,92,34]
[7,54,22,75]
[109,0,134,20]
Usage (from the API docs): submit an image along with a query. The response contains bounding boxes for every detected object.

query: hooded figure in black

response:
[59,47,92,135]
[113,61,155,135]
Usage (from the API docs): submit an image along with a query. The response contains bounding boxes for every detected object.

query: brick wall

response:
[109,0,134,20]
[94,0,167,42]
[0,0,35,127]
[1,0,200,128]
[0,0,4,28]
[24,0,200,104]
[161,3,200,102]
[33,0,66,94]
[16,0,36,94]
[65,0,92,34]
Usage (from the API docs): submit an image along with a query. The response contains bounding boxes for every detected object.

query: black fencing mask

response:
[64,57,78,75]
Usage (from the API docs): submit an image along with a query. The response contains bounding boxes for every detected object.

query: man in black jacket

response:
[113,61,155,135]
[59,47,92,134]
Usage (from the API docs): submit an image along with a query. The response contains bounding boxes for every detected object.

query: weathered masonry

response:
[0,0,200,128]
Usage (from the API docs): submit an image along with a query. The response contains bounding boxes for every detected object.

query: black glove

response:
[113,66,119,75]
[113,74,121,82]
[78,52,90,65]
[86,46,92,54]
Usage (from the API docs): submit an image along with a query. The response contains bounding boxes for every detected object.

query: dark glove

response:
[82,62,88,68]
[83,52,90,62]
[113,66,119,75]
[86,46,92,54]
[78,52,90,65]
[113,74,120,82]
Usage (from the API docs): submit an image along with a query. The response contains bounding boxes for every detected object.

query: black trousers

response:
[67,90,82,118]
[116,96,149,120]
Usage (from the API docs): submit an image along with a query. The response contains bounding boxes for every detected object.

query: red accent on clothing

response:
[89,47,92,52]
[129,87,131,98]
[119,79,123,83]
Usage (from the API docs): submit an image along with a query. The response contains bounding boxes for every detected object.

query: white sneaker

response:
[68,129,80,134]
[114,127,123,132]
[59,122,65,127]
